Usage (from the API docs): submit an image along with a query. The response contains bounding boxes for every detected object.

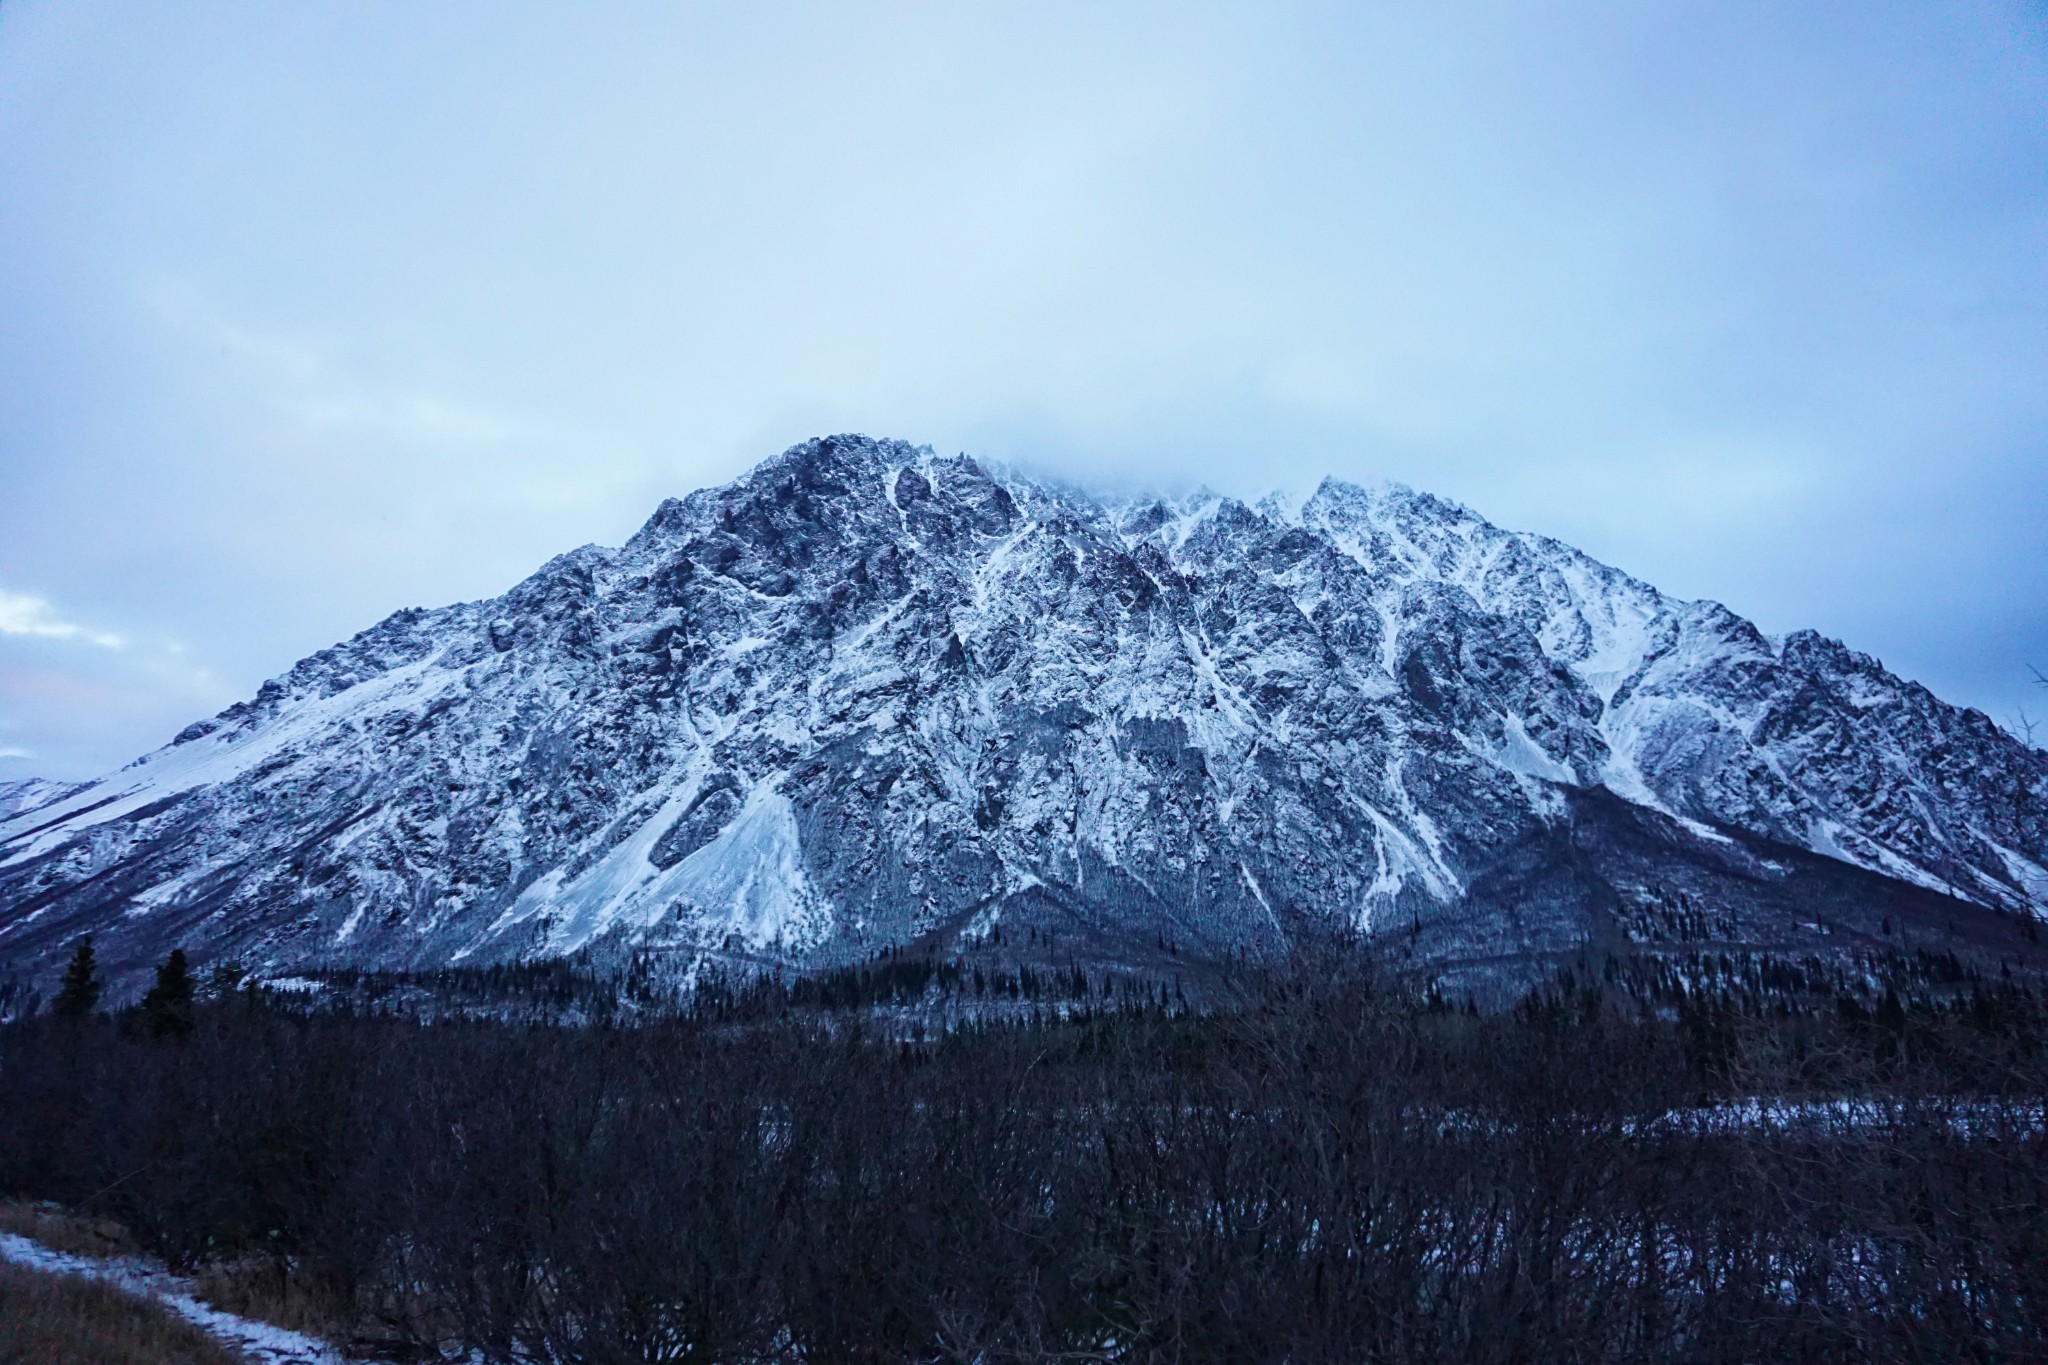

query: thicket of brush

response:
[2,951,2046,1363]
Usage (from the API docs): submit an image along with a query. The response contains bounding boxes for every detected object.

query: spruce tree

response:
[140,948,196,1038]
[51,936,101,1019]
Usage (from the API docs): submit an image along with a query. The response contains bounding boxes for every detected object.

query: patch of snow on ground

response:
[0,1229,377,1365]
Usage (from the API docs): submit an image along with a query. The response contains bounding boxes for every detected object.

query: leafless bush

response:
[1,957,2044,1360]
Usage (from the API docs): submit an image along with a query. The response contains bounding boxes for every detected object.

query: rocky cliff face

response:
[3,435,2044,996]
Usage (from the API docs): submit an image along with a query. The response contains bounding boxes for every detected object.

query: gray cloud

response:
[1,0,2044,778]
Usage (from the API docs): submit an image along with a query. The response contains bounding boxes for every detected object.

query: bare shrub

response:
[2,956,2044,1360]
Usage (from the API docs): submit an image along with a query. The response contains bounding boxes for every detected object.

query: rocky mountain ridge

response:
[3,435,2044,999]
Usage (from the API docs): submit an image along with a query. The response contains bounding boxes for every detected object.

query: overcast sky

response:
[1,1,2044,780]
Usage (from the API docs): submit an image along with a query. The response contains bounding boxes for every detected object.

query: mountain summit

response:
[4,435,2044,998]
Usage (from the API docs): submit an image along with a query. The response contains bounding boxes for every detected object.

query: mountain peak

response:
[3,436,2044,999]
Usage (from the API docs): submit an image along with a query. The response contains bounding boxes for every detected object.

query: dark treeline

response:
[3,954,2047,1362]
[246,949,1197,1025]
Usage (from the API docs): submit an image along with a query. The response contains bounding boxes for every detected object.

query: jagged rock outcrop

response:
[3,435,2044,997]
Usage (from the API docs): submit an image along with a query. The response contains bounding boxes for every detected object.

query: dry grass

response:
[191,1258,439,1361]
[0,1258,248,1365]
[188,1255,352,1340]
[0,1201,368,1349]
[0,1200,136,1259]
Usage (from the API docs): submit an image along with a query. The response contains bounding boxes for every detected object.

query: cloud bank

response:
[0,1,2043,777]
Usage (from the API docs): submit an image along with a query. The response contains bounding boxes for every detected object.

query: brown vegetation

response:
[0,1259,245,1365]
[187,1254,353,1342]
[0,1200,135,1260]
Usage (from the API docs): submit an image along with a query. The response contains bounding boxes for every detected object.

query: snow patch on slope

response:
[0,652,460,867]
[473,781,834,959]
[1486,713,1578,786]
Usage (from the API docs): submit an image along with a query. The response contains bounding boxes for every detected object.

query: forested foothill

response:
[3,941,2046,1363]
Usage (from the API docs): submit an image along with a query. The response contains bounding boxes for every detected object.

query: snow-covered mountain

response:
[0,779,83,824]
[3,435,2044,997]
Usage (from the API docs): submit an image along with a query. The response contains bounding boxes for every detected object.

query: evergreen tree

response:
[51,936,101,1019]
[206,961,247,999]
[140,948,196,1039]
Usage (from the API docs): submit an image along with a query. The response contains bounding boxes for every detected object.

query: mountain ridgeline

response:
[2,435,2045,1001]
